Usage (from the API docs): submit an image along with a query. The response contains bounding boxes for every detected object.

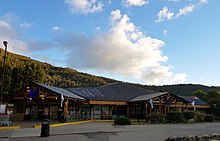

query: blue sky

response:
[0,0,219,86]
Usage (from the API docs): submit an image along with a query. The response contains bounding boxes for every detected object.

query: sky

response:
[0,0,219,86]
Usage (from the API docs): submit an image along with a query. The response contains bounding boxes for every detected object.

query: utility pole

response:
[0,41,8,104]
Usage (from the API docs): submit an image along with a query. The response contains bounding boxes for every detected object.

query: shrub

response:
[214,116,220,121]
[188,119,195,123]
[166,111,183,122]
[182,111,195,120]
[204,114,214,122]
[194,111,205,122]
[147,113,165,124]
[114,115,131,125]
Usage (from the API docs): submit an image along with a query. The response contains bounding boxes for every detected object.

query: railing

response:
[0,114,12,126]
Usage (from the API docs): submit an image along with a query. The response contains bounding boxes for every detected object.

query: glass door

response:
[31,106,38,120]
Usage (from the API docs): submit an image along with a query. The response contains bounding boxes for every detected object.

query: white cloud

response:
[199,0,208,4]
[55,9,187,85]
[20,22,33,28]
[0,13,19,24]
[110,9,122,22]
[0,20,28,54]
[156,6,174,22]
[0,10,187,85]
[52,26,63,32]
[65,0,103,14]
[157,0,208,22]
[176,5,195,17]
[163,29,168,35]
[122,0,149,7]
[0,19,67,67]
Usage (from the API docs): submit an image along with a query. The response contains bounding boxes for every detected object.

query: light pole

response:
[0,41,8,104]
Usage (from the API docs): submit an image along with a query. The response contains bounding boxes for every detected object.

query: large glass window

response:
[102,105,110,115]
[31,106,38,120]
[93,105,101,119]
[50,106,58,120]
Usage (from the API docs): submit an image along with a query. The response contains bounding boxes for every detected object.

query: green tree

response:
[192,90,207,101]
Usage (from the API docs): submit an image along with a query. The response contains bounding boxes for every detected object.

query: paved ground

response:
[0,122,220,141]
[12,121,59,128]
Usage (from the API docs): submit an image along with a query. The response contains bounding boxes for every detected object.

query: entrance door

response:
[38,106,43,121]
[31,106,38,120]
[43,106,49,119]
[24,107,31,120]
[50,106,58,120]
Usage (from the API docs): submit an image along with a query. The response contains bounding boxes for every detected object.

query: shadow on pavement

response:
[82,131,118,141]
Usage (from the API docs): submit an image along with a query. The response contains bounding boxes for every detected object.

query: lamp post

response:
[0,41,8,104]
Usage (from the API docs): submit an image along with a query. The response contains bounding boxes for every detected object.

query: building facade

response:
[10,82,210,121]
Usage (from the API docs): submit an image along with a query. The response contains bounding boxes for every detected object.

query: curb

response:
[34,120,114,128]
[0,125,20,130]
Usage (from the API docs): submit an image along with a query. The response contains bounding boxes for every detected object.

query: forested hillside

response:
[0,48,116,97]
[143,84,220,96]
[0,48,219,98]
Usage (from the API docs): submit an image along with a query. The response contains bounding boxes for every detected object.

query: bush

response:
[182,111,195,120]
[166,111,183,122]
[147,113,165,124]
[114,115,131,125]
[204,114,214,122]
[214,116,220,121]
[194,112,205,122]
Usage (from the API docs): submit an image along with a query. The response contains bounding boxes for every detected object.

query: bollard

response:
[40,119,50,137]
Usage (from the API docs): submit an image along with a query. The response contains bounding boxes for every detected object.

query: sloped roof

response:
[36,83,85,100]
[66,82,159,102]
[178,95,209,105]
[130,92,168,102]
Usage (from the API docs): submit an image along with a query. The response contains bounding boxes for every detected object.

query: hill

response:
[0,48,219,97]
[0,48,116,96]
[142,84,220,96]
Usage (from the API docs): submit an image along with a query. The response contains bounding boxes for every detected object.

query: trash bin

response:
[40,119,50,137]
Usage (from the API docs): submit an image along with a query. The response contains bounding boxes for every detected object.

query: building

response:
[11,82,210,121]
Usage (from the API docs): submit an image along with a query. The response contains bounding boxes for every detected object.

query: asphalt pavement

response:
[0,122,220,141]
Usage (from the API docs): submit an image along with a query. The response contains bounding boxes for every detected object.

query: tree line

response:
[193,90,220,117]
[0,48,115,99]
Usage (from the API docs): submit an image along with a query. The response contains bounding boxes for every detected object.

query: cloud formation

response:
[52,26,63,32]
[163,29,168,35]
[157,0,208,22]
[176,5,195,18]
[199,0,208,4]
[0,20,28,54]
[156,6,174,22]
[65,0,103,14]
[122,0,149,7]
[55,9,187,85]
[20,22,33,28]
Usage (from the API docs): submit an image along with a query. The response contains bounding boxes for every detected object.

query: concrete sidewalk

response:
[11,121,59,128]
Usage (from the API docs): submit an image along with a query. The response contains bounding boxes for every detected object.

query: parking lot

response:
[0,122,220,141]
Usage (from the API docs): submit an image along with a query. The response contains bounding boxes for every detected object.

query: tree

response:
[192,90,207,101]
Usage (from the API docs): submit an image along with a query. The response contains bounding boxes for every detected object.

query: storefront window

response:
[102,105,109,115]
[31,106,38,120]
[50,106,58,120]
[93,105,101,119]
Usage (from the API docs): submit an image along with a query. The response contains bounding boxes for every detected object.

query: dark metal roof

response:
[178,95,209,105]
[36,83,85,100]
[66,82,159,102]
[130,92,168,102]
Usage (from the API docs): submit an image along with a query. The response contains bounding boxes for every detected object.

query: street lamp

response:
[0,41,8,104]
